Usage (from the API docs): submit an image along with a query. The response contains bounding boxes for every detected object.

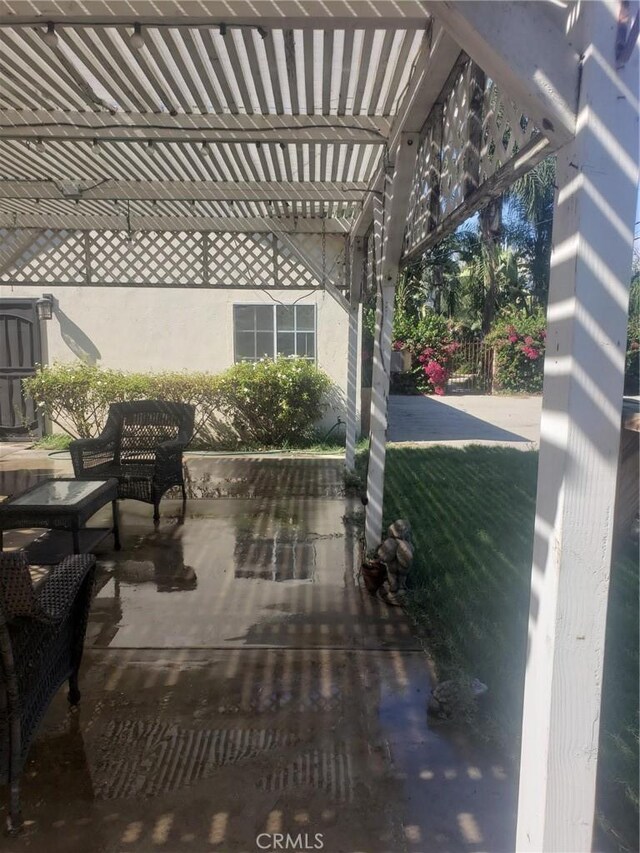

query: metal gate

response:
[447,341,494,393]
[0,299,42,440]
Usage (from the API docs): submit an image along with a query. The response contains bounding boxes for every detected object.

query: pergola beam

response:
[0,110,390,145]
[0,180,367,203]
[427,1,579,147]
[0,211,350,233]
[0,1,430,29]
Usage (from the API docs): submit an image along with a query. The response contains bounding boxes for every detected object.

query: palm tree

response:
[508,156,556,303]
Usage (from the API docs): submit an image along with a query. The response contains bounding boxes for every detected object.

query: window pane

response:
[255,305,274,332]
[277,332,295,357]
[235,305,255,332]
[296,304,315,331]
[235,331,256,361]
[276,305,295,331]
[256,332,274,359]
[296,332,315,359]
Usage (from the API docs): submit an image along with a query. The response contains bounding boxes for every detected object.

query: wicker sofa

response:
[70,401,195,523]
[0,551,96,833]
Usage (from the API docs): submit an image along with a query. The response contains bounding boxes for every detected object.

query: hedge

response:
[23,359,332,449]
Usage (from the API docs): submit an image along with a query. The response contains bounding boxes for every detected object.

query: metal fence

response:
[446,341,494,393]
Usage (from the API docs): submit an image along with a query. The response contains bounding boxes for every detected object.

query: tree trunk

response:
[480,197,502,334]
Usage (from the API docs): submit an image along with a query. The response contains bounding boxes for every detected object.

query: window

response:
[233,304,316,362]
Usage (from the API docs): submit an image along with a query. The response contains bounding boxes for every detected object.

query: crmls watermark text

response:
[256,832,324,851]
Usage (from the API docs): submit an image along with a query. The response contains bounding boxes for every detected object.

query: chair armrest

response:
[69,434,117,476]
[35,555,96,622]
[154,439,187,478]
[156,438,188,457]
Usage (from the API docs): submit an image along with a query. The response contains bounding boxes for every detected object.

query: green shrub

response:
[23,362,222,440]
[216,358,332,448]
[23,359,333,449]
[393,309,451,355]
[486,308,546,393]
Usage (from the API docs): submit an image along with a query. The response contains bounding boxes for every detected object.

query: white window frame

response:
[233,303,317,363]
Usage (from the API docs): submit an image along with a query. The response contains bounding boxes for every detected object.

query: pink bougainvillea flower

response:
[522,346,539,360]
[524,335,534,345]
[392,340,405,351]
[508,334,518,344]
[423,359,449,389]
[434,386,445,395]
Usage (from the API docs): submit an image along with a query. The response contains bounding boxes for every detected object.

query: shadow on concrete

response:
[388,395,531,444]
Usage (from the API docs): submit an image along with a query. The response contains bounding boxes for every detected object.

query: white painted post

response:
[516,3,639,851]
[346,238,364,472]
[364,275,397,551]
[364,134,419,551]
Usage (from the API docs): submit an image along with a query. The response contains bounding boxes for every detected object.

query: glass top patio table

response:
[9,479,112,507]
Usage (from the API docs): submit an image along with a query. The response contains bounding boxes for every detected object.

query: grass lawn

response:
[380,444,638,851]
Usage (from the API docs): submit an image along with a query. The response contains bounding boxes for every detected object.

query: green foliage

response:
[625,267,640,394]
[23,359,332,449]
[32,433,73,450]
[381,444,638,849]
[486,307,546,393]
[393,307,450,354]
[507,156,556,303]
[23,362,222,440]
[207,358,331,449]
[401,157,556,331]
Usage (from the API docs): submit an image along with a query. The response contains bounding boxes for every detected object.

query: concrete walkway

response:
[388,394,541,448]
[0,452,516,852]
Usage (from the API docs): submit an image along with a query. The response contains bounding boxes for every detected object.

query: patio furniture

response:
[0,550,96,833]
[0,479,120,565]
[70,401,195,523]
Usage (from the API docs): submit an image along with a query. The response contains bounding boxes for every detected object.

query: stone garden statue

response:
[376,519,414,605]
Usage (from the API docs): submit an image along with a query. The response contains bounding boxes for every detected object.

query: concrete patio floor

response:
[0,451,516,852]
[388,394,541,447]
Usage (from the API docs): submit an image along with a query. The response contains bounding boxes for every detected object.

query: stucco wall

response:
[4,285,360,435]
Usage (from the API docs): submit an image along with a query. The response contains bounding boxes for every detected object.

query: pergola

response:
[0,2,638,850]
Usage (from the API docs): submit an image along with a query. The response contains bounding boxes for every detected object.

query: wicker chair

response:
[0,551,96,833]
[70,401,195,523]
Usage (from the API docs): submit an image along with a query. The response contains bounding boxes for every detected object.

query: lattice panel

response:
[0,228,29,271]
[284,233,345,288]
[207,232,274,287]
[0,228,332,289]
[403,58,542,259]
[0,229,86,283]
[276,239,318,289]
[439,62,473,220]
[404,121,439,252]
[480,80,537,182]
[90,231,204,285]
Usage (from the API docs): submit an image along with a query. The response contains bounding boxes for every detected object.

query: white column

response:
[363,134,419,551]
[516,4,639,851]
[345,307,360,471]
[346,238,364,472]
[364,277,396,550]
